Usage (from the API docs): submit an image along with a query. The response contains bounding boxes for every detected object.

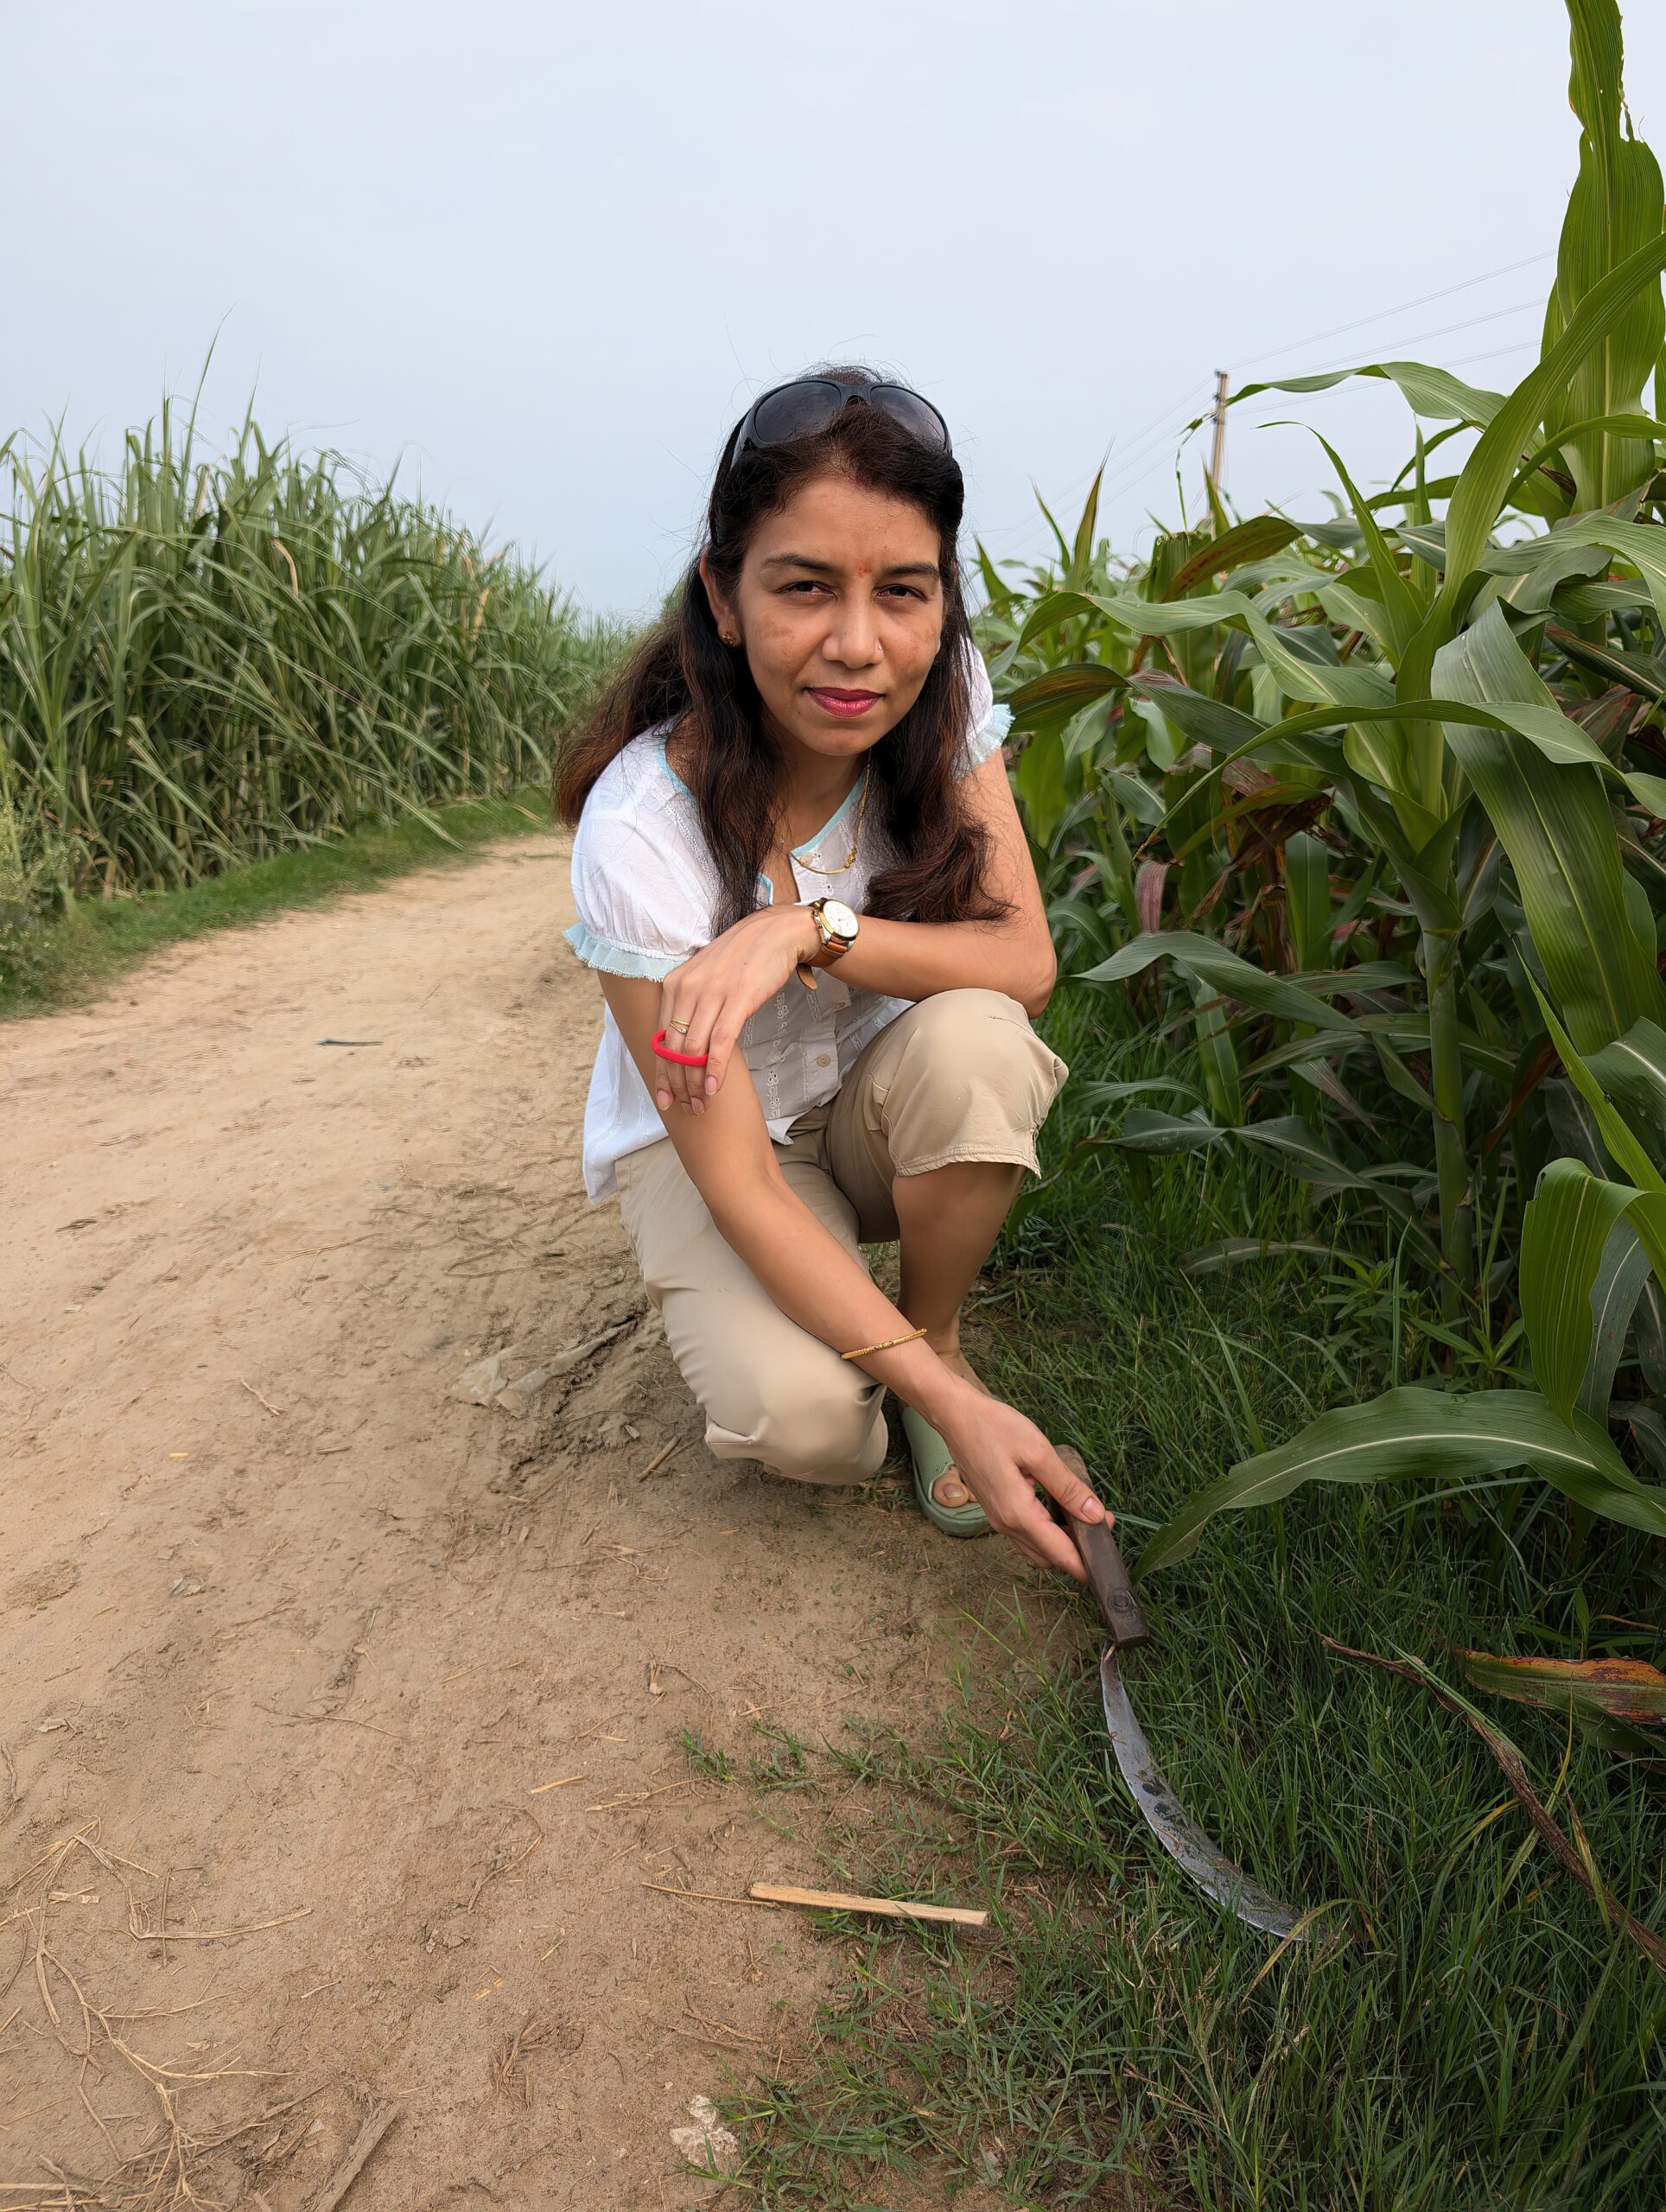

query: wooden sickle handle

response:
[1055,1445,1150,1649]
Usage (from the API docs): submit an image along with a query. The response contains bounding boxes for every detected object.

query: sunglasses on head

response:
[730,377,953,461]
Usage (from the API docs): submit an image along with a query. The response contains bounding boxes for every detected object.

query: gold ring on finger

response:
[668,1019,690,1034]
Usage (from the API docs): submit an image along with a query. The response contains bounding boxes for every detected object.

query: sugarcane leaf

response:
[1434,605,1666,1052]
[1138,1387,1666,1576]
[1070,467,1103,581]
[1506,413,1666,506]
[1189,970,1243,1124]
[1078,930,1358,1032]
[1395,519,1451,569]
[1461,1649,1666,1725]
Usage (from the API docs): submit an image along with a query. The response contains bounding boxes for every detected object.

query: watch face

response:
[822,899,859,939]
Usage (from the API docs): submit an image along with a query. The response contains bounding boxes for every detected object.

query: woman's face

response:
[703,473,947,763]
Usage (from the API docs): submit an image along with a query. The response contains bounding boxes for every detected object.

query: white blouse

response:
[564,648,1011,1201]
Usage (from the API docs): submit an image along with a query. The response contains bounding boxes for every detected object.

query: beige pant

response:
[614,988,1069,1486]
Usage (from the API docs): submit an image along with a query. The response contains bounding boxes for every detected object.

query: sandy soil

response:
[1,833,1032,2210]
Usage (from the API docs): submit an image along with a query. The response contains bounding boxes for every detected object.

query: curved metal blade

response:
[1101,1650,1303,1940]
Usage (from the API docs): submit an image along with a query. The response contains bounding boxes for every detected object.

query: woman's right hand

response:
[934,1391,1110,1581]
[651,905,819,1116]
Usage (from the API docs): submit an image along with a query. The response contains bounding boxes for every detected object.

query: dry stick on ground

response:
[491,2016,556,2107]
[747,1884,989,1929]
[467,1809,544,1912]
[300,2101,397,2212]
[1324,1639,1666,1978]
[640,1883,780,1910]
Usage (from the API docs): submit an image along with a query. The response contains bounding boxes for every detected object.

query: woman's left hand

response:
[652,904,821,1115]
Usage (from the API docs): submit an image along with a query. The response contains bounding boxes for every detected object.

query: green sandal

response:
[900,1404,990,1538]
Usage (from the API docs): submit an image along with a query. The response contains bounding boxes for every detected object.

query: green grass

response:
[0,780,559,1017]
[704,988,1666,2211]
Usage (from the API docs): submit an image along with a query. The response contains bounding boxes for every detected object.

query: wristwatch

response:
[804,895,860,967]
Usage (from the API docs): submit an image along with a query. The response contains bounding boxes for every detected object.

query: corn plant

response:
[983,0,1666,1558]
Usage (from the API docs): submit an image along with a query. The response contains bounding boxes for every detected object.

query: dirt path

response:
[2,834,1023,2209]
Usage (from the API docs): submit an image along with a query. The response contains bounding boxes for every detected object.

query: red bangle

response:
[652,1028,710,1067]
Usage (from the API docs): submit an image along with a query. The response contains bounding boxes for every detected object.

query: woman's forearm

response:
[706,1170,970,1429]
[823,912,1055,1015]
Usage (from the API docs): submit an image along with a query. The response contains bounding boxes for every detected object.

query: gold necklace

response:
[801,766,871,875]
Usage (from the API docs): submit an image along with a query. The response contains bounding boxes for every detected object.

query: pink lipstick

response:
[807,688,881,718]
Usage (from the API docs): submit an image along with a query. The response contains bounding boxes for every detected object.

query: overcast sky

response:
[7,1,1665,613]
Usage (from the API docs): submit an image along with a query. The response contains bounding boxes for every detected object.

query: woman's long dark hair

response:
[556,367,1008,937]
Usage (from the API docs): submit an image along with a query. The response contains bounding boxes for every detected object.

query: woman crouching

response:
[556,367,1107,1580]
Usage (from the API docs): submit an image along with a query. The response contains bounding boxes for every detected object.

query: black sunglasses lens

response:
[871,386,951,452]
[748,381,846,448]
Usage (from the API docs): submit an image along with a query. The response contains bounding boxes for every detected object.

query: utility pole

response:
[1207,370,1230,495]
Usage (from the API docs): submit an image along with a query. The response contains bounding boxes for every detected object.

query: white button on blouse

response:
[564,645,1011,1202]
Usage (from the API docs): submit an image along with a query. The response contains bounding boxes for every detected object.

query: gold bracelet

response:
[839,1325,929,1363]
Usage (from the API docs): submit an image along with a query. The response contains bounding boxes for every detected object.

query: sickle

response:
[1055,1446,1304,1941]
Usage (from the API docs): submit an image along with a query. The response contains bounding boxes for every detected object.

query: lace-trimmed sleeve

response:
[955,639,1013,777]
[565,790,698,982]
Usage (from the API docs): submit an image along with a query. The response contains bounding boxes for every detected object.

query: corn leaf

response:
[1537,0,1666,509]
[1528,976,1666,1191]
[1587,1016,1666,1154]
[1433,605,1666,1051]
[1462,1649,1666,1725]
[1578,1217,1658,1421]
[1520,1160,1666,1419]
[1398,219,1666,705]
[1139,1387,1666,1576]
[1160,518,1302,601]
[1078,930,1358,1032]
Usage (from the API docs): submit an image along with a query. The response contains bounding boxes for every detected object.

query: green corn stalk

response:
[984,0,1666,1546]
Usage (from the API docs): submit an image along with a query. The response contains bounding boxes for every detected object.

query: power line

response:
[1094,381,1215,488]
[1096,284,1549,512]
[1266,297,1542,385]
[1443,337,1542,372]
[999,379,1213,558]
[1095,330,1553,518]
[1022,253,1559,551]
[1225,251,1553,376]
